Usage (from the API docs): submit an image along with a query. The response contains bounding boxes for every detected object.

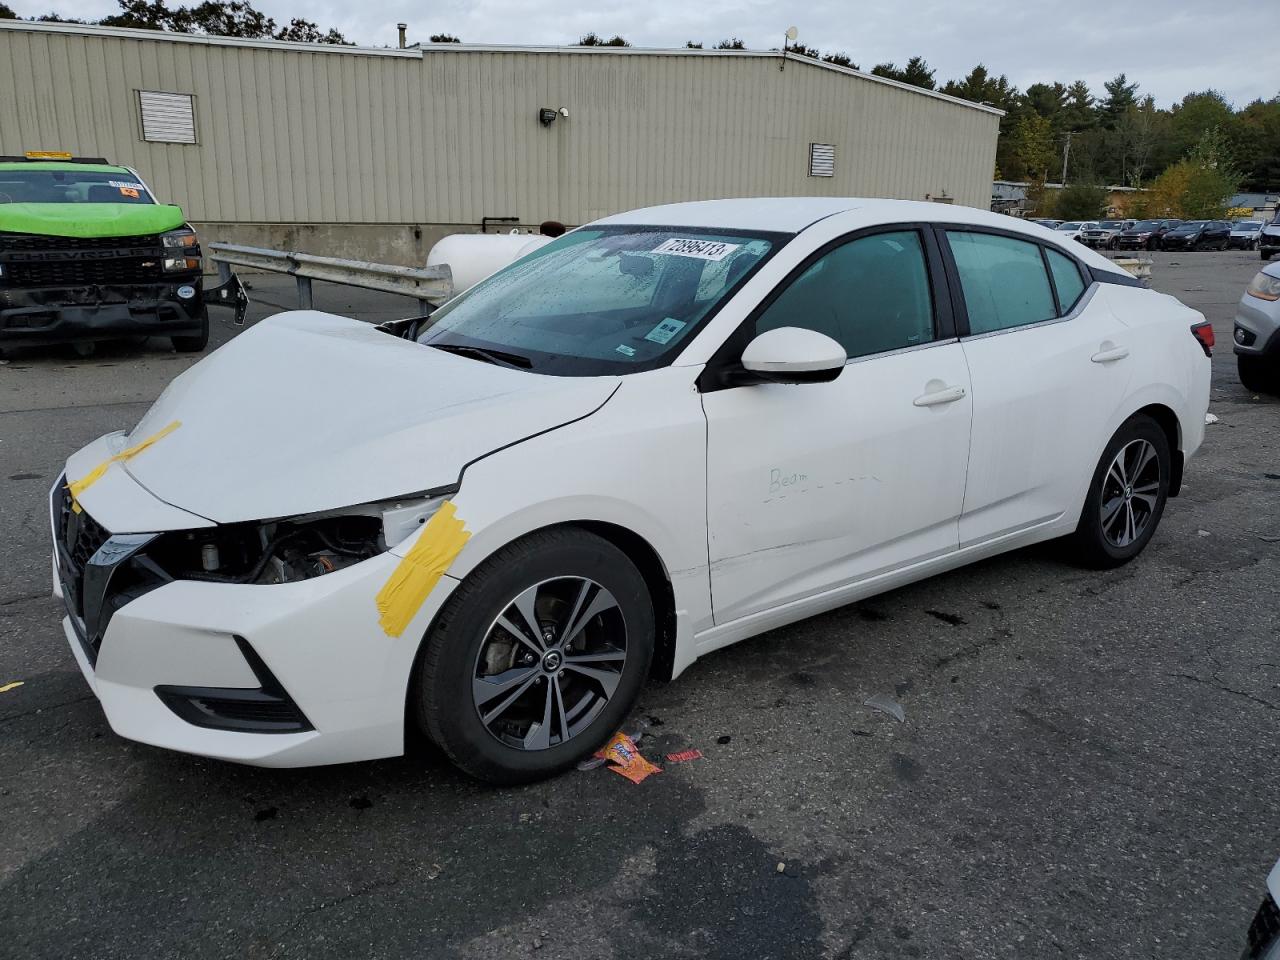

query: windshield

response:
[1177,221,1207,230]
[418,226,782,376]
[0,168,155,204]
[1058,222,1082,230]
[1133,220,1162,230]
[1237,221,1262,230]
[1098,221,1122,228]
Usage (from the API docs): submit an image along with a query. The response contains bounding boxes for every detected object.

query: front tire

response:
[1239,355,1278,394]
[412,528,655,784]
[1068,415,1171,569]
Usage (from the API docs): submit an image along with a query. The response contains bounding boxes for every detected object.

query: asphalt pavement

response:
[1,250,1277,959]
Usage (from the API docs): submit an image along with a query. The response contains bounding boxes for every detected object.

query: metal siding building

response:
[0,21,1001,263]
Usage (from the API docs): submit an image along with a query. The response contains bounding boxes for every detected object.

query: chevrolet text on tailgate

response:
[51,198,1213,783]
[0,152,207,356]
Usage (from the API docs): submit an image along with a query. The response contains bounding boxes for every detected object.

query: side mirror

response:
[740,327,846,384]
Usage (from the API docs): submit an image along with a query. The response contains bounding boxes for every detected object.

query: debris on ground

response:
[865,693,906,722]
[716,734,732,745]
[1205,413,1220,425]
[0,681,24,694]
[666,749,702,763]
[776,861,786,874]
[600,732,661,784]
[577,720,648,771]
[1198,529,1211,537]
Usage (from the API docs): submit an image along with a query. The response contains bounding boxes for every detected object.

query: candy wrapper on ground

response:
[600,731,662,784]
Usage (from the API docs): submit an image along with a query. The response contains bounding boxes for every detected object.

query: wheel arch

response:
[1131,402,1183,496]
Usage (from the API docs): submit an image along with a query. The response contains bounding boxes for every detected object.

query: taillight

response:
[1191,321,1214,357]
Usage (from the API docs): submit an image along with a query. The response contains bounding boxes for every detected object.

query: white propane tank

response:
[427,231,554,294]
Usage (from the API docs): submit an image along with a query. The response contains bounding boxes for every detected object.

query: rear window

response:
[0,169,155,204]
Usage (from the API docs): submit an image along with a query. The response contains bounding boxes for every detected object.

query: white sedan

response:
[52,198,1213,782]
[1055,220,1098,242]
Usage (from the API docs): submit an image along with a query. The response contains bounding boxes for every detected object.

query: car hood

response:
[0,202,187,239]
[117,311,620,524]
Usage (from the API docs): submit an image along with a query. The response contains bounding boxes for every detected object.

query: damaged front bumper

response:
[0,278,204,347]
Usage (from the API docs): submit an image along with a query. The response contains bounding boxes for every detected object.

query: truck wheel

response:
[1263,250,1273,262]
[171,309,209,354]
[71,340,96,358]
[1239,356,1278,395]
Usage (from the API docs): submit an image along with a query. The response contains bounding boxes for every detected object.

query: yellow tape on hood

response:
[66,420,181,512]
[376,501,470,638]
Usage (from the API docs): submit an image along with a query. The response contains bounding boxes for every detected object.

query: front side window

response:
[753,230,935,360]
[948,231,1056,334]
[0,168,156,204]
[419,227,780,376]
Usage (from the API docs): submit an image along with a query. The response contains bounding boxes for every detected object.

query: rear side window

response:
[947,231,1055,334]
[754,230,935,359]
[1045,248,1086,313]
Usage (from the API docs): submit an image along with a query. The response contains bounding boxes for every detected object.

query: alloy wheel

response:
[1100,438,1161,548]
[472,577,627,751]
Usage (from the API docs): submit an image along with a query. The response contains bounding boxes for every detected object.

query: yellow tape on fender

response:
[375,501,470,638]
[67,420,181,512]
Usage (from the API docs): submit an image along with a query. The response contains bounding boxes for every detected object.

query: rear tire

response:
[171,308,209,353]
[412,528,654,784]
[70,340,96,358]
[1067,415,1170,569]
[1239,355,1278,394]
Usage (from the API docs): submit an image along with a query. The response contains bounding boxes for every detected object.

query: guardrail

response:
[207,242,454,318]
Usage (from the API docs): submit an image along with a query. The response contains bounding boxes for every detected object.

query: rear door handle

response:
[913,385,967,407]
[1091,346,1130,363]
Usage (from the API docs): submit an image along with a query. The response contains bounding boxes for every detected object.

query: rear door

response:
[702,225,972,623]
[940,229,1132,546]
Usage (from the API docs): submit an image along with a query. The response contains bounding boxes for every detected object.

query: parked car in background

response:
[1260,212,1280,261]
[50,197,1211,782]
[1029,218,1062,229]
[1160,220,1231,251]
[1230,221,1265,250]
[1080,220,1131,250]
[1118,219,1181,251]
[1055,221,1097,242]
[0,151,208,356]
[1240,859,1280,959]
[1234,259,1280,393]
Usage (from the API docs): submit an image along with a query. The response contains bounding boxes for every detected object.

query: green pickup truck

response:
[0,154,208,355]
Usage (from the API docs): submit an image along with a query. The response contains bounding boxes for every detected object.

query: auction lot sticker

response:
[651,238,740,261]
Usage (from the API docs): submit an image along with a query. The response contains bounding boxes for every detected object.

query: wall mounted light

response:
[538,107,570,127]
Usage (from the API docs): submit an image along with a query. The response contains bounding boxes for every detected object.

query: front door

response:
[702,227,973,624]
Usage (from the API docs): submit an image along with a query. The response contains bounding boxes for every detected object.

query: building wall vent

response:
[808,143,835,177]
[138,91,197,144]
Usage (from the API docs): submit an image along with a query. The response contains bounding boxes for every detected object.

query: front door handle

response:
[1091,345,1130,363]
[913,385,967,407]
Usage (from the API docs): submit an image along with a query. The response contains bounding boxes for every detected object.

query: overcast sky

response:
[12,0,1277,108]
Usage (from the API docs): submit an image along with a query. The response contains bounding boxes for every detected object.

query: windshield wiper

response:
[429,343,533,369]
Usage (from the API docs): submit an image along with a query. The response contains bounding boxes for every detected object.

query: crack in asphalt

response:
[0,694,95,726]
[0,592,50,607]
[1169,672,1278,711]
[263,877,404,960]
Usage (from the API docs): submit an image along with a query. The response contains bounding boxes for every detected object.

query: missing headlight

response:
[142,497,446,585]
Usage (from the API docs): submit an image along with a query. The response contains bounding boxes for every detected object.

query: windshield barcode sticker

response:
[651,238,740,261]
[107,181,145,190]
[643,317,686,345]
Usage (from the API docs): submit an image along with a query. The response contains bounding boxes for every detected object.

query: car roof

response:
[594,197,1063,236]
[0,161,131,174]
